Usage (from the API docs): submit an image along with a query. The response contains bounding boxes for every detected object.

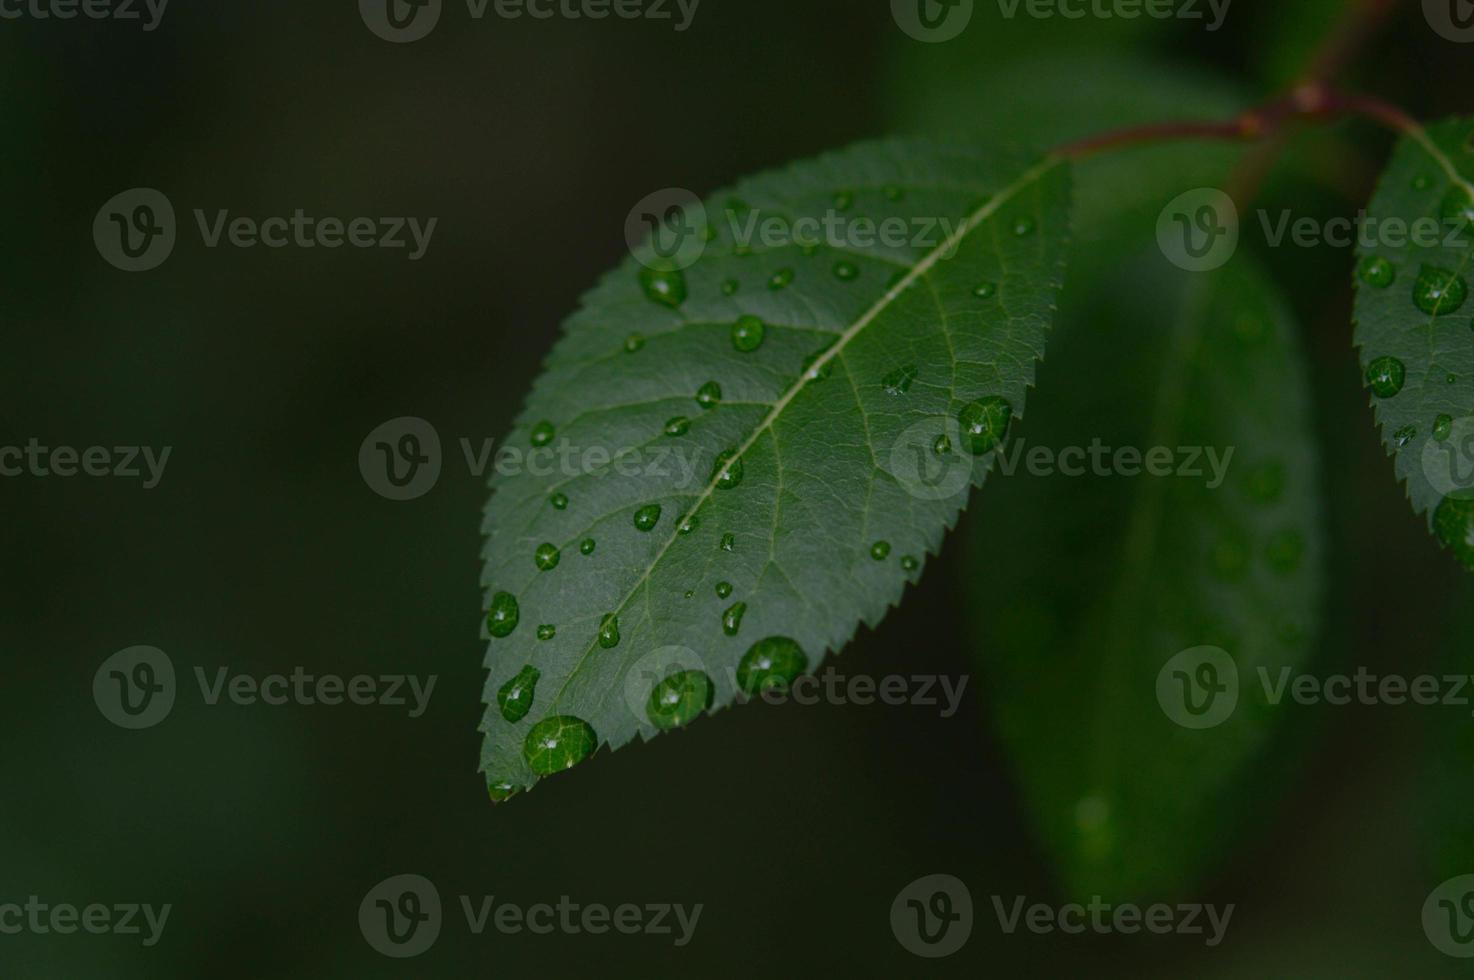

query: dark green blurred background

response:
[4,0,1474,975]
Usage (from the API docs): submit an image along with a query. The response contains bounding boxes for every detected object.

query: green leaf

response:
[965,252,1323,898]
[1354,116,1474,569]
[478,140,1072,796]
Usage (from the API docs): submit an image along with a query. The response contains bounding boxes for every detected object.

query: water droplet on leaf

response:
[639,266,687,308]
[664,416,691,437]
[882,364,918,395]
[769,268,794,290]
[722,602,747,636]
[497,665,540,723]
[1366,356,1405,398]
[646,670,714,730]
[550,492,569,511]
[634,504,662,532]
[712,450,744,489]
[530,421,555,447]
[537,624,556,641]
[732,315,766,352]
[598,615,620,649]
[1414,265,1468,316]
[716,581,733,598]
[534,543,560,571]
[1358,257,1394,288]
[737,636,808,694]
[487,592,519,638]
[696,381,722,409]
[870,541,891,561]
[580,538,596,555]
[958,396,1013,455]
[523,715,597,775]
[1435,496,1474,569]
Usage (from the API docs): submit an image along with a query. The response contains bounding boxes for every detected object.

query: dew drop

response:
[486,592,520,638]
[598,614,620,649]
[696,381,722,410]
[901,555,919,572]
[549,492,569,510]
[882,364,918,396]
[580,538,596,555]
[497,665,540,722]
[884,185,904,202]
[722,602,747,636]
[721,279,740,296]
[737,636,809,694]
[1393,424,1417,449]
[1358,256,1394,289]
[958,396,1013,455]
[732,315,766,352]
[639,266,687,308]
[1441,186,1474,229]
[715,581,733,598]
[720,532,736,552]
[834,261,859,282]
[834,191,854,211]
[1366,356,1405,398]
[1436,497,1474,569]
[664,416,691,437]
[678,515,698,535]
[1013,216,1036,236]
[712,450,744,489]
[933,434,952,456]
[1435,414,1454,441]
[523,715,597,775]
[1414,265,1468,316]
[534,542,560,571]
[537,624,556,641]
[973,282,997,299]
[646,670,714,730]
[634,504,662,532]
[530,421,555,447]
[870,541,891,561]
[769,268,795,291]
[1414,173,1433,191]
[488,781,518,803]
[624,333,646,353]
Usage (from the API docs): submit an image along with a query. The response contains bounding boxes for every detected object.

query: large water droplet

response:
[1358,256,1394,288]
[634,504,662,532]
[598,614,620,649]
[497,665,540,722]
[696,381,722,410]
[958,396,1013,455]
[737,636,808,694]
[534,543,560,571]
[639,266,687,308]
[712,450,744,489]
[882,364,918,396]
[646,670,714,730]
[530,421,555,447]
[1414,265,1469,316]
[722,602,747,636]
[487,592,519,638]
[580,538,596,555]
[664,416,691,437]
[732,315,766,352]
[1366,356,1405,398]
[523,715,597,775]
[1435,496,1474,569]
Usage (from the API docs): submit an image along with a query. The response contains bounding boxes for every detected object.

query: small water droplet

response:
[534,542,560,571]
[1211,534,1251,580]
[716,581,733,598]
[713,450,744,489]
[1413,173,1433,191]
[487,592,520,638]
[537,624,556,641]
[882,364,918,396]
[580,538,596,555]
[497,665,540,722]
[1013,216,1035,236]
[696,381,722,410]
[646,670,714,730]
[678,515,698,535]
[959,396,1013,455]
[1366,356,1405,398]
[634,504,662,532]
[1358,256,1394,289]
[901,555,919,572]
[683,589,694,598]
[1265,530,1305,575]
[1441,186,1474,229]
[737,636,808,694]
[664,416,691,437]
[530,421,555,447]
[598,614,620,649]
[1414,265,1468,316]
[523,715,597,775]
[870,541,891,561]
[550,492,569,510]
[721,279,740,296]
[732,315,766,352]
[624,333,646,353]
[639,266,687,308]
[1243,460,1286,504]
[769,268,795,290]
[1393,424,1417,449]
[1435,496,1474,569]
[802,342,836,381]
[933,434,952,456]
[834,191,854,211]
[722,601,747,636]
[1435,414,1454,441]
[884,185,904,202]
[800,242,819,257]
[834,261,859,282]
[973,282,996,299]
[720,532,736,552]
